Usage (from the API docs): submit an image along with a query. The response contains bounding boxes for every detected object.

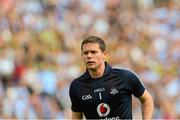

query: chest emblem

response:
[110,88,118,95]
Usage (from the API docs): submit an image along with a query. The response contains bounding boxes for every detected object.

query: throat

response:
[88,64,105,78]
[89,70,103,78]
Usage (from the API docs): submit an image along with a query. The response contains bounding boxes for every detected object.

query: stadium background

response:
[0,0,179,119]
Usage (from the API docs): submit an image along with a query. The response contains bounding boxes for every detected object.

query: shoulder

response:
[69,77,81,94]
[111,67,141,82]
[111,67,136,77]
[70,72,88,88]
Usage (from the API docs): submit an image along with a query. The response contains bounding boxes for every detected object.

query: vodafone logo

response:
[97,103,110,117]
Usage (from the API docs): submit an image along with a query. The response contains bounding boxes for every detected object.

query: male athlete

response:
[69,36,154,119]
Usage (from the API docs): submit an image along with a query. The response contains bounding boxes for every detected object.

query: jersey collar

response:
[85,62,112,78]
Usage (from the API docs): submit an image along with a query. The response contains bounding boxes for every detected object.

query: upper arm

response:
[69,81,82,112]
[70,83,83,119]
[138,89,154,119]
[139,89,153,103]
[72,111,83,119]
[126,70,145,97]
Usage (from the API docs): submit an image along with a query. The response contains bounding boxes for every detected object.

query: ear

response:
[103,50,108,58]
[103,50,108,55]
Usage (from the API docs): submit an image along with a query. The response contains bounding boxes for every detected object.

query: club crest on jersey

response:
[97,103,110,117]
[110,88,118,95]
[82,94,92,100]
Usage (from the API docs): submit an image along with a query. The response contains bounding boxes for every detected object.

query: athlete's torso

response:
[69,63,145,119]
[76,73,132,119]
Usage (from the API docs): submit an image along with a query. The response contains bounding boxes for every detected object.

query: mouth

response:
[86,61,95,64]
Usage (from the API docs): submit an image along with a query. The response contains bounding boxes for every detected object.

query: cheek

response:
[82,56,88,62]
[82,56,86,61]
[96,56,104,62]
[99,54,105,60]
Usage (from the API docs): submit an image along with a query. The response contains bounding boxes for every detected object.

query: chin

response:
[86,65,96,70]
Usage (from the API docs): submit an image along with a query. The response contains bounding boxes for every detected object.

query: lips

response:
[86,61,95,64]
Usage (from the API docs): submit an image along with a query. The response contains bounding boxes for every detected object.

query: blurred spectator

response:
[0,0,179,119]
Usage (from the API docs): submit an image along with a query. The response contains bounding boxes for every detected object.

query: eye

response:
[83,51,89,55]
[91,50,97,54]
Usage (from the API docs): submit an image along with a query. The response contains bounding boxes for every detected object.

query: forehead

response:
[82,43,100,51]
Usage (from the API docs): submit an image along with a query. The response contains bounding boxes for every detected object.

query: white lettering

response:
[82,95,92,100]
[101,117,120,120]
[99,93,102,100]
[94,88,105,93]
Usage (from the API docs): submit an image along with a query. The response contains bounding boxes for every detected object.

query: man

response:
[69,35,154,119]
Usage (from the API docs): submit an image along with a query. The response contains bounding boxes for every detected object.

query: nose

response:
[86,52,93,58]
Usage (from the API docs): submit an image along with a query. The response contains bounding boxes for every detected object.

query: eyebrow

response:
[83,50,98,54]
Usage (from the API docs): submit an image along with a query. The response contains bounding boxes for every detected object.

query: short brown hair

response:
[81,36,106,52]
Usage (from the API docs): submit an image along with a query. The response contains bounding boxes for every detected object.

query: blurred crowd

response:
[0,0,179,119]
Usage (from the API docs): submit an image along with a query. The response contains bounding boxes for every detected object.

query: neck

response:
[88,62,105,78]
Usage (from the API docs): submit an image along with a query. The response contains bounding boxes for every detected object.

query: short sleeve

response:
[127,71,145,98]
[69,81,82,112]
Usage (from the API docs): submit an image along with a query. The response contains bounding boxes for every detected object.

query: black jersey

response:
[69,62,145,119]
